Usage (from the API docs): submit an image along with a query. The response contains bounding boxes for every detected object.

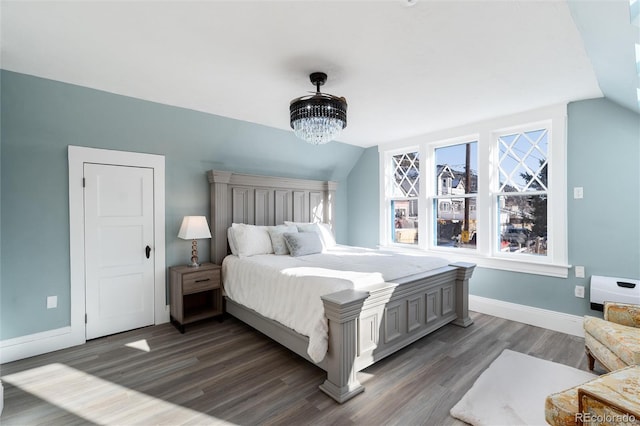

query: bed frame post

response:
[208,170,232,265]
[450,262,476,327]
[326,181,337,232]
[319,289,369,403]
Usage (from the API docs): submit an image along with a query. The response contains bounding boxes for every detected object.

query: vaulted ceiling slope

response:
[567,0,639,117]
[1,1,636,147]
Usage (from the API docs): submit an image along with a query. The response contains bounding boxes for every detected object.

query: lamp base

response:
[188,240,200,267]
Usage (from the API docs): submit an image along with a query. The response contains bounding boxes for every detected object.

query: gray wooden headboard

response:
[207,170,338,264]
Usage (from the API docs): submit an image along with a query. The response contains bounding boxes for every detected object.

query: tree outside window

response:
[434,142,478,249]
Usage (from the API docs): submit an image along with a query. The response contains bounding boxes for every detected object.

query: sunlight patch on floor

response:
[125,339,151,353]
[3,363,236,425]
[357,371,375,384]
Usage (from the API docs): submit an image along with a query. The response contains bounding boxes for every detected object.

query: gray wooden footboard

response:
[319,262,475,402]
[225,262,475,403]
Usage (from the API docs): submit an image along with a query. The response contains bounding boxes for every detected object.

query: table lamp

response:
[178,216,212,267]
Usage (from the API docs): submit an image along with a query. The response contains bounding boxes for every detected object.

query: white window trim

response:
[378,104,570,278]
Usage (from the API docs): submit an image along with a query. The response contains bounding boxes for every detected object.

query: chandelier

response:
[289,72,348,145]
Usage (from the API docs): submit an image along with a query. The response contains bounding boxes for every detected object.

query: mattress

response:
[222,245,449,363]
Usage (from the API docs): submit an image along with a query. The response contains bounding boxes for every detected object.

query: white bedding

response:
[222,245,449,363]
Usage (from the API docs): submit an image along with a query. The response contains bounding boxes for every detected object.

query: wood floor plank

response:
[1,312,591,425]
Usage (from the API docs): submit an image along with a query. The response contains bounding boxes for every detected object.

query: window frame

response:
[378,104,569,278]
[383,146,421,247]
[429,137,479,252]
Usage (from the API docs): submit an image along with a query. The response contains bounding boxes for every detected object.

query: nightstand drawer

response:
[183,271,219,293]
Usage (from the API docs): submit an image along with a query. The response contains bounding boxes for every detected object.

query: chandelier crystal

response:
[290,72,347,145]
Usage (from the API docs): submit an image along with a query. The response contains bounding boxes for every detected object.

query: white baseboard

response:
[1,299,579,364]
[0,327,85,364]
[0,310,171,364]
[469,295,585,337]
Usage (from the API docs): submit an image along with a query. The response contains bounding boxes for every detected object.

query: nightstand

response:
[169,262,223,333]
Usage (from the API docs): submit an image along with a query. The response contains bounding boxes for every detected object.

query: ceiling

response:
[1,1,637,148]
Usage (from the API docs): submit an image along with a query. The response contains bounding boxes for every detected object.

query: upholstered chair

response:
[545,305,639,426]
[583,302,640,372]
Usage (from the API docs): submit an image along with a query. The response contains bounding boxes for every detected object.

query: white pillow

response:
[284,221,336,249]
[231,223,274,257]
[267,225,298,255]
[227,227,239,255]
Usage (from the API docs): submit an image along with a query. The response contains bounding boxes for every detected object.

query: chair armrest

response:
[604,302,640,328]
[578,388,640,425]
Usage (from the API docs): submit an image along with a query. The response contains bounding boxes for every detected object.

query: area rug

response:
[450,349,596,426]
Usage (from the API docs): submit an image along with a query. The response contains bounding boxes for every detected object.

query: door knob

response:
[145,245,151,259]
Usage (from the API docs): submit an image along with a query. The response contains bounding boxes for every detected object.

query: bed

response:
[208,170,475,403]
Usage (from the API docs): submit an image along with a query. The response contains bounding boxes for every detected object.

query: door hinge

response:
[82,177,86,188]
[85,313,87,324]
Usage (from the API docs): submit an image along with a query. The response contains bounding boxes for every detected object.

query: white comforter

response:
[222,245,449,363]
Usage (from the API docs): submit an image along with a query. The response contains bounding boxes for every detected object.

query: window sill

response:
[379,244,571,278]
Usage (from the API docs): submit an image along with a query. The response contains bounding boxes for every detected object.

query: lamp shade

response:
[177,216,211,240]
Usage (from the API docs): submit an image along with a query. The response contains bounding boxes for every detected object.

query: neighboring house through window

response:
[379,104,568,277]
[434,142,478,250]
[389,151,420,245]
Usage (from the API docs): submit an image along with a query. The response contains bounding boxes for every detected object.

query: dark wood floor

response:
[0,311,595,425]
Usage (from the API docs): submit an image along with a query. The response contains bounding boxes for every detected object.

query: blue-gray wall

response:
[0,70,364,340]
[346,146,380,248]
[346,97,640,317]
[2,69,638,342]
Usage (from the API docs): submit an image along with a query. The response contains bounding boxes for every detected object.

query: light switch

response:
[573,187,584,199]
[575,266,585,278]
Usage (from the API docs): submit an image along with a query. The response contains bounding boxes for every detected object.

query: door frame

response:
[69,145,168,344]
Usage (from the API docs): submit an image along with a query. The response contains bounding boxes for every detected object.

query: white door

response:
[84,163,155,339]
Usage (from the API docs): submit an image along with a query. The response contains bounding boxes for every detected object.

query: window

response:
[433,142,478,249]
[389,151,419,245]
[379,105,568,277]
[497,128,548,256]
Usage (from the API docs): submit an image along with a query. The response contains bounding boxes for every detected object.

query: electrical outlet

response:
[47,295,57,309]
[573,187,584,199]
[574,285,585,298]
[575,265,585,278]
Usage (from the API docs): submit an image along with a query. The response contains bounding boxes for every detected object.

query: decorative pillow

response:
[282,232,323,257]
[267,225,298,255]
[231,223,274,257]
[284,221,336,249]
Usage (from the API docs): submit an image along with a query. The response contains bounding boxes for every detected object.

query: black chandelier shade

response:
[289,93,348,126]
[289,72,348,145]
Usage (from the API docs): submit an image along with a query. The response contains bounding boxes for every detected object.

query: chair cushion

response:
[585,333,631,371]
[584,316,640,367]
